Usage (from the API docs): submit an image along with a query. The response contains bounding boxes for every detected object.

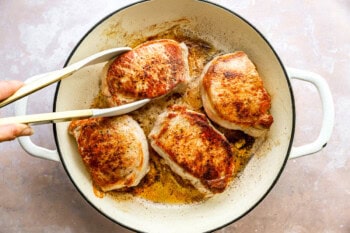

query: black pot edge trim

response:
[52,1,296,233]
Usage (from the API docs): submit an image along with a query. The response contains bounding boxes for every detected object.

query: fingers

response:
[0,124,34,142]
[0,80,24,101]
[0,80,30,142]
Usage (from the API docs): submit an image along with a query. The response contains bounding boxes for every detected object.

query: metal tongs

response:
[0,47,150,125]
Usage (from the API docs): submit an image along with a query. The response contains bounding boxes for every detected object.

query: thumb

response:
[0,124,34,142]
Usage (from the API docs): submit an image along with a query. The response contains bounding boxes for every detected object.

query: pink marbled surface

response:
[0,0,349,232]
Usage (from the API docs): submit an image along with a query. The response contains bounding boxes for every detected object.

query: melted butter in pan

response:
[92,26,255,204]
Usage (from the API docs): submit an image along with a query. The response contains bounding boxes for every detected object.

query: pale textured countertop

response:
[0,1,349,232]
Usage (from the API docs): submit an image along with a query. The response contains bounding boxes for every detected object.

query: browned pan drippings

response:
[92,25,256,204]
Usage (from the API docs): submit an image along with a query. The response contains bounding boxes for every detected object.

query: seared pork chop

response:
[68,115,149,192]
[148,105,235,196]
[101,39,190,106]
[201,51,273,137]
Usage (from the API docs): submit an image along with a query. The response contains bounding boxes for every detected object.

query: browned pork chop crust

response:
[68,116,149,191]
[102,39,190,106]
[149,105,235,195]
[201,51,273,137]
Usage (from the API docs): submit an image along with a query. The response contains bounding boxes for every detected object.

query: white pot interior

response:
[54,0,294,232]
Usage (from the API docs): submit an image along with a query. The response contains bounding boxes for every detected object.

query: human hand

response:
[0,80,34,142]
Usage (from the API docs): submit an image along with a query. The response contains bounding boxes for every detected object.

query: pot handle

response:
[13,68,333,161]
[14,75,60,162]
[287,67,334,159]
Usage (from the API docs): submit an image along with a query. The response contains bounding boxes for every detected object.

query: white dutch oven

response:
[15,0,334,232]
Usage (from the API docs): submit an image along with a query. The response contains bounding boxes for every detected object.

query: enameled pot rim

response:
[52,1,295,232]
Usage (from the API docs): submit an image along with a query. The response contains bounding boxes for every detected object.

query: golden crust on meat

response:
[148,105,235,194]
[68,116,149,191]
[102,39,189,106]
[201,51,273,137]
